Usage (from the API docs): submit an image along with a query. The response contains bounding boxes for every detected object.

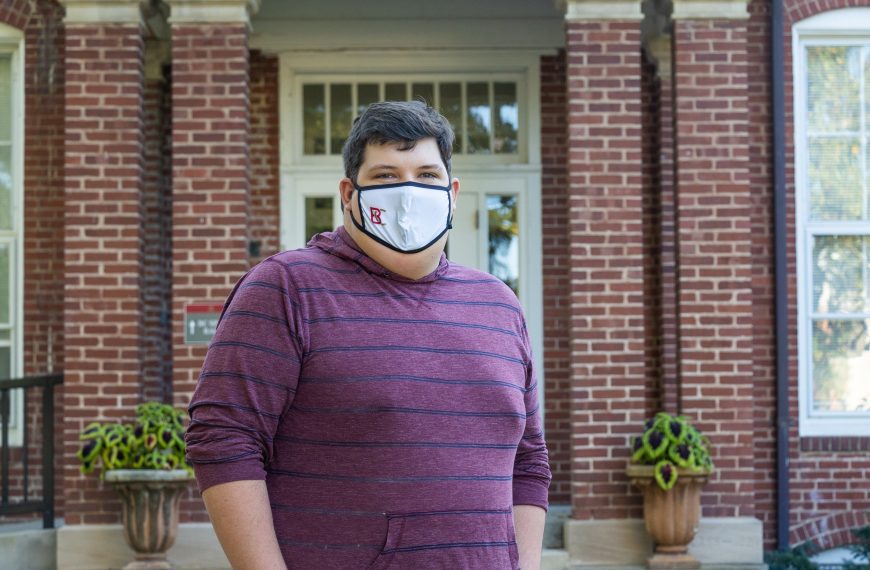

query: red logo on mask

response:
[370,207,384,225]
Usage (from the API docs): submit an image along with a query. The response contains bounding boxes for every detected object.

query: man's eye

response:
[420,172,438,179]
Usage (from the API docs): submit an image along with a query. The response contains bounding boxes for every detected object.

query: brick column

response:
[563,0,646,527]
[167,0,259,407]
[672,0,755,517]
[647,36,680,414]
[61,0,146,524]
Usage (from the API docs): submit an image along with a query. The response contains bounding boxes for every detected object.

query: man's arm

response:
[202,480,286,570]
[514,504,547,570]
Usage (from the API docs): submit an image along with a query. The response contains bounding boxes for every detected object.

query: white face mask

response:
[350,180,453,254]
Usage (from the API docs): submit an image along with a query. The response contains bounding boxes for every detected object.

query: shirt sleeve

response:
[184,258,304,493]
[512,318,552,510]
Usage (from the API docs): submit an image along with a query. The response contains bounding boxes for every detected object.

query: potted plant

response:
[626,412,714,570]
[77,402,193,570]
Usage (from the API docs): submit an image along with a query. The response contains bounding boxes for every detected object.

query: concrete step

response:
[542,548,570,570]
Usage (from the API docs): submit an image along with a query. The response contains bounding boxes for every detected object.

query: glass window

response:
[411,83,434,106]
[466,82,491,154]
[303,84,326,155]
[799,38,870,432]
[487,195,519,296]
[357,83,380,115]
[304,197,335,243]
[300,78,520,158]
[439,82,463,154]
[0,242,8,324]
[493,82,518,154]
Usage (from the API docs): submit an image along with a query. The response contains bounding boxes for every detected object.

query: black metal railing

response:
[0,373,63,529]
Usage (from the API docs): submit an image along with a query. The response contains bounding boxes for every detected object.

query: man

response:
[185,101,551,569]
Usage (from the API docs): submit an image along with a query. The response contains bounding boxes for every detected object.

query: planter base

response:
[648,552,701,570]
[122,555,174,570]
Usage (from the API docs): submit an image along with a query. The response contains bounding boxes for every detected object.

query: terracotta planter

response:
[105,469,192,570]
[627,464,710,570]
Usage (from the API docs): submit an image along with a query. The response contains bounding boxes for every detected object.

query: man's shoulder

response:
[442,262,521,305]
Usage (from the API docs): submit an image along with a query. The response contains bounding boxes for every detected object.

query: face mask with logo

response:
[350,180,453,254]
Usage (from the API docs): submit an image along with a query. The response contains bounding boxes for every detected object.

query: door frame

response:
[278,49,546,400]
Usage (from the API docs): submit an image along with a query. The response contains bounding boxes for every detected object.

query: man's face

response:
[339,137,460,263]
[355,137,450,188]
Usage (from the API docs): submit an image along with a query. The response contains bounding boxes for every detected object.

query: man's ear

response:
[339,178,355,211]
[450,177,460,212]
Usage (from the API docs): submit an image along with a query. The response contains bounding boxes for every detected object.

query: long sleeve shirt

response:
[185,227,551,569]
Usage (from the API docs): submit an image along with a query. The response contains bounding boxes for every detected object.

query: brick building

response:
[0,0,867,568]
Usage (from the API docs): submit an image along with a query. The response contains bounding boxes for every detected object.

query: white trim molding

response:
[60,0,147,24]
[562,0,643,21]
[671,0,750,20]
[167,0,260,25]
[793,8,870,437]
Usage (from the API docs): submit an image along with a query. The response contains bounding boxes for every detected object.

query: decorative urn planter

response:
[105,469,192,570]
[627,464,710,570]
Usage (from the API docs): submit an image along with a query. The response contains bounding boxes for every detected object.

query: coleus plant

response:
[76,402,192,476]
[630,411,714,491]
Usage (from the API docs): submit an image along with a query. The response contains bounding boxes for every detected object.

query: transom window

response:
[301,78,521,158]
[796,15,870,435]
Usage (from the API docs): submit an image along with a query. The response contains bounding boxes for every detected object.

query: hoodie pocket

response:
[366,509,519,569]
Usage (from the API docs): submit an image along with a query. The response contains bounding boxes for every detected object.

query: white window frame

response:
[794,8,870,436]
[277,50,545,405]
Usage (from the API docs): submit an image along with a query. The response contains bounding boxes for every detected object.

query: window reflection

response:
[330,84,352,155]
[303,84,325,155]
[305,197,335,243]
[487,195,518,295]
[467,82,491,154]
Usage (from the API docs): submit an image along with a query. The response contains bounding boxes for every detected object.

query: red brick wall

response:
[673,17,755,518]
[566,20,646,520]
[747,0,779,551]
[171,24,252,523]
[540,50,571,505]
[248,50,280,264]
[62,21,146,524]
[777,0,870,551]
[20,0,66,523]
[141,65,172,404]
[641,50,664,418]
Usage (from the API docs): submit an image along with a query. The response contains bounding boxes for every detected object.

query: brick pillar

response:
[60,0,146,524]
[672,0,755,517]
[167,0,258,406]
[647,36,680,414]
[563,0,646,525]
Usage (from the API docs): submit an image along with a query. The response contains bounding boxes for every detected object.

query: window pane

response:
[330,84,352,155]
[493,82,518,154]
[813,236,867,314]
[0,330,8,341]
[467,82,491,154]
[0,144,9,230]
[385,83,406,101]
[357,83,380,115]
[438,83,463,154]
[303,84,326,155]
[0,242,8,324]
[807,46,860,132]
[812,319,870,413]
[0,56,11,141]
[808,137,862,221]
[0,345,8,381]
[411,83,434,106]
[305,197,335,243]
[487,195,519,296]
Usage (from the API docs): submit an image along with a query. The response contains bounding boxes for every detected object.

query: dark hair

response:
[342,100,455,182]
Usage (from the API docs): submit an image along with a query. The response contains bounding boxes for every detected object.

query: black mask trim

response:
[350,180,453,255]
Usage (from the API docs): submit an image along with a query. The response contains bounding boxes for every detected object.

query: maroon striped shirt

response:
[186,228,551,569]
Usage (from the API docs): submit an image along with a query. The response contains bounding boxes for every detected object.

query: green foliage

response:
[629,412,713,491]
[844,525,870,570]
[77,402,191,477]
[764,543,819,570]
